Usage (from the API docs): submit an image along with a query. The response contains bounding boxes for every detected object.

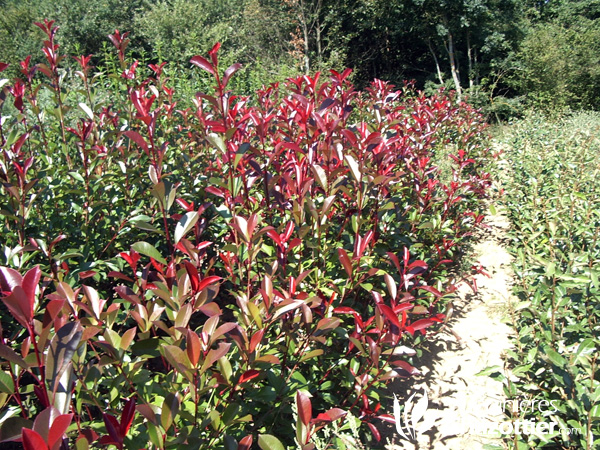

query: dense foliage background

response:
[2,0,600,116]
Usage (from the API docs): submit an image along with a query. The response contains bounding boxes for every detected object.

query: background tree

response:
[0,0,599,114]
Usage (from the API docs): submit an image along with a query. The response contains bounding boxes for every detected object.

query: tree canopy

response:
[0,0,599,114]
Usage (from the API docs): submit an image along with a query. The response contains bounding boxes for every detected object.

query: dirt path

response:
[384,193,516,449]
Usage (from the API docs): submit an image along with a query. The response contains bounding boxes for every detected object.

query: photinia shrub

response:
[0,22,493,449]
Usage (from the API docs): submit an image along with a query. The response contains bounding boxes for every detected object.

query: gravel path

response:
[383,197,516,449]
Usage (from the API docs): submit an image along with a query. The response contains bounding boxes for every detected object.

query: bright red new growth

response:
[0,28,493,449]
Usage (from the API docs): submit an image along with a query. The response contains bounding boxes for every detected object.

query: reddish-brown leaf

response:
[337,248,353,279]
[223,63,242,87]
[238,369,260,385]
[367,422,381,442]
[190,55,214,75]
[296,391,312,426]
[47,413,72,450]
[197,275,222,293]
[238,435,253,450]
[124,131,149,155]
[120,398,136,436]
[249,329,265,353]
[186,330,201,367]
[22,429,48,450]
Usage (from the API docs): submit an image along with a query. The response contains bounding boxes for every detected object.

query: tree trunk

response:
[316,16,322,66]
[447,29,462,99]
[428,39,445,85]
[302,23,310,74]
[467,31,474,90]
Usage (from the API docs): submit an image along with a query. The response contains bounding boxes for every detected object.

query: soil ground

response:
[383,193,516,449]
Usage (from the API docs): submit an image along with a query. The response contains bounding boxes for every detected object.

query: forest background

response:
[1,0,599,118]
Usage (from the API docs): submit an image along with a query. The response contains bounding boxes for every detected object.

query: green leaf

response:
[75,436,90,450]
[131,338,161,357]
[223,435,238,450]
[258,434,285,450]
[475,365,502,377]
[222,402,240,426]
[0,417,33,442]
[544,346,566,368]
[300,349,324,362]
[68,171,85,183]
[511,364,533,376]
[344,154,361,182]
[253,386,277,403]
[161,392,180,432]
[574,339,596,363]
[233,142,250,169]
[78,102,94,120]
[311,164,327,190]
[174,211,199,244]
[0,343,28,369]
[0,371,14,394]
[207,133,226,153]
[46,322,83,398]
[131,241,167,265]
[545,261,556,277]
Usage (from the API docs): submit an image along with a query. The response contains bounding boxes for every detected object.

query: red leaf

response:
[395,302,414,313]
[22,429,48,450]
[114,286,140,305]
[47,413,73,450]
[22,266,41,309]
[196,302,222,316]
[249,329,265,353]
[186,330,201,367]
[367,422,381,442]
[98,435,118,445]
[184,261,200,292]
[333,306,358,315]
[411,318,440,332]
[386,252,402,275]
[120,398,136,436]
[418,285,443,298]
[205,186,224,197]
[377,303,402,331]
[208,42,221,65]
[312,412,332,424]
[296,391,312,426]
[337,248,353,279]
[282,221,294,242]
[266,230,282,247]
[238,435,253,450]
[238,369,260,385]
[124,131,149,155]
[325,408,346,422]
[197,275,222,292]
[103,413,122,447]
[78,270,96,279]
[223,63,242,87]
[2,286,32,327]
[0,266,22,293]
[107,271,134,283]
[392,360,420,375]
[190,55,215,75]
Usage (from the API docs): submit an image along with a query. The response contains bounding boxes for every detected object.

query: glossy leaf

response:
[258,434,285,450]
[131,241,167,265]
